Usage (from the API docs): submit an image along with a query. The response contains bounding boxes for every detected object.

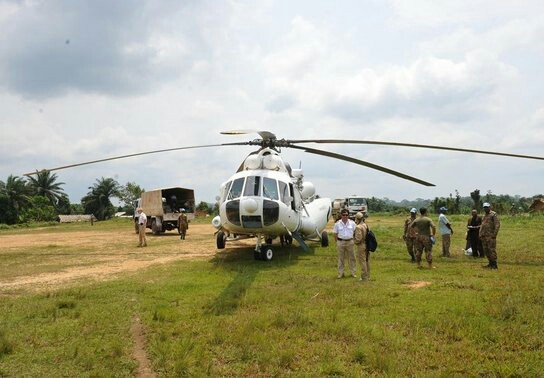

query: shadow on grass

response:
[205,243,315,316]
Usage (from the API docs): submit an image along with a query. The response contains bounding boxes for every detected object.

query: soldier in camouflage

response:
[403,208,418,262]
[480,202,501,269]
[411,207,437,269]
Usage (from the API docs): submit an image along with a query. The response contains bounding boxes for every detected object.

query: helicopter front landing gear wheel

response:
[216,231,226,249]
[321,231,329,247]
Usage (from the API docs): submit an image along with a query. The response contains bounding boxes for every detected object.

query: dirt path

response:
[0,224,226,293]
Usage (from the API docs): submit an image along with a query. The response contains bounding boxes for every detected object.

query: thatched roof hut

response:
[529,198,544,212]
[57,214,97,223]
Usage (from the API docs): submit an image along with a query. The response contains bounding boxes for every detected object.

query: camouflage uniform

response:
[403,216,417,262]
[354,221,369,279]
[178,213,188,240]
[480,210,500,264]
[411,216,436,268]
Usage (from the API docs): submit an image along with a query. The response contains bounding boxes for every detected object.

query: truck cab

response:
[332,196,368,220]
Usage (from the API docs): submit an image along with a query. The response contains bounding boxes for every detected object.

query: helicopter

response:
[24,130,544,261]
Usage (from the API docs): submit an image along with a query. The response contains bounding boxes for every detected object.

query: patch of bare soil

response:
[131,316,156,378]
[403,281,432,289]
[0,224,223,293]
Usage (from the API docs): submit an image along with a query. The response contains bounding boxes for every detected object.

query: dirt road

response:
[0,224,255,293]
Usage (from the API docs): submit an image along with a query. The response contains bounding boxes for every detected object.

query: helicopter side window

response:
[289,183,296,210]
[263,177,279,200]
[243,176,261,197]
[279,181,290,206]
[228,178,245,200]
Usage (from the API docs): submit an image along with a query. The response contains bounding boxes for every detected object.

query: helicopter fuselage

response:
[212,148,331,245]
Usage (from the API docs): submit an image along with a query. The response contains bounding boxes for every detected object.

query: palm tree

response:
[0,175,31,224]
[81,177,120,220]
[27,170,66,206]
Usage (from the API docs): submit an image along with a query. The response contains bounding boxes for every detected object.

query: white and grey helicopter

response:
[25,130,544,261]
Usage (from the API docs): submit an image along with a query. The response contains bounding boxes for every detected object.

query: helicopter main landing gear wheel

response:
[321,231,329,247]
[254,245,273,261]
[216,231,226,249]
[284,234,293,245]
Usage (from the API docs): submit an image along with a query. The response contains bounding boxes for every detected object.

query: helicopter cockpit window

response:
[243,176,261,197]
[278,181,290,206]
[228,178,245,200]
[221,181,232,203]
[262,177,279,200]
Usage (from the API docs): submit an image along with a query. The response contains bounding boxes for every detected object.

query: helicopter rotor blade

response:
[287,139,544,161]
[288,144,435,187]
[221,129,277,142]
[23,142,250,176]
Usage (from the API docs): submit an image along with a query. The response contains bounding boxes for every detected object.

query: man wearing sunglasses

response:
[333,209,357,278]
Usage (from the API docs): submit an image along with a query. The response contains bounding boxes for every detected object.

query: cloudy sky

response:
[1,0,543,204]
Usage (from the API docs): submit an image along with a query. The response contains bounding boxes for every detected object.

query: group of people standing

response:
[333,209,371,281]
[135,207,189,247]
[403,203,501,270]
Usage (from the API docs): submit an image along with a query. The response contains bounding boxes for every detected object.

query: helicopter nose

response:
[241,198,258,214]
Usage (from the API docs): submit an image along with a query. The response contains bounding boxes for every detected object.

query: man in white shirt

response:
[438,207,453,257]
[137,207,148,247]
[333,209,357,278]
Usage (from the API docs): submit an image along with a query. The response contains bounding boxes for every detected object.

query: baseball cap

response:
[439,207,448,212]
[410,208,417,213]
[483,202,491,208]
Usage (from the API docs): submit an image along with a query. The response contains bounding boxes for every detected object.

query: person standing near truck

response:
[178,208,188,240]
[137,207,147,247]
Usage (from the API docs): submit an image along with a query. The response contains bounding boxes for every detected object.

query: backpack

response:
[366,228,378,252]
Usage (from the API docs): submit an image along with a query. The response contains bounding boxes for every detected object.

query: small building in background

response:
[57,214,97,223]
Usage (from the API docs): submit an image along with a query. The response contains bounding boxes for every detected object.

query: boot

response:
[428,262,435,269]
[490,261,498,269]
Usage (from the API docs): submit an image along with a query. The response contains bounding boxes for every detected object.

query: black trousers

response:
[468,233,483,257]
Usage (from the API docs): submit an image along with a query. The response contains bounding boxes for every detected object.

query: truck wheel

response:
[216,231,226,249]
[151,219,160,235]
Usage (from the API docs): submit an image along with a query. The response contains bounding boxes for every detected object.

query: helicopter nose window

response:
[263,200,279,225]
[228,177,244,200]
[226,200,241,225]
[263,177,279,200]
[243,176,261,196]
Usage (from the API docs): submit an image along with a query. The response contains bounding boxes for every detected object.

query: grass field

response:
[0,214,543,376]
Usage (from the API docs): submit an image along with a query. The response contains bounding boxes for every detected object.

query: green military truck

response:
[134,187,195,235]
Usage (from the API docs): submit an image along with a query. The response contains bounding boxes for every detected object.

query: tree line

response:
[366,189,543,214]
[0,172,144,225]
[1,172,541,225]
